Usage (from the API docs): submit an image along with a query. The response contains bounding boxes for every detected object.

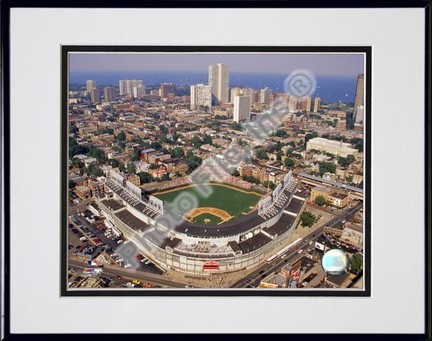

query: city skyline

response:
[70,53,364,77]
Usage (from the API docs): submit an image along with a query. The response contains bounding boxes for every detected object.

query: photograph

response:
[63,48,369,294]
[3,2,429,336]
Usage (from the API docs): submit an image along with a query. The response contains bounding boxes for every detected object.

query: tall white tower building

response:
[208,63,229,105]
[86,80,96,93]
[233,96,251,123]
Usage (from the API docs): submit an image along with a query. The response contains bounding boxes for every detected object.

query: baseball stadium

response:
[95,158,307,274]
[154,183,262,225]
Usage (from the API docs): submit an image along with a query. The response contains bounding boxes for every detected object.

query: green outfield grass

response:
[154,183,262,220]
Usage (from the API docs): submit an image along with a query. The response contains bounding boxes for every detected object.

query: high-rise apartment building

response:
[119,80,127,95]
[119,79,144,96]
[353,74,365,123]
[133,85,146,98]
[231,87,255,108]
[160,83,176,98]
[104,86,115,102]
[190,84,212,110]
[313,97,321,113]
[355,105,364,124]
[259,87,272,105]
[288,96,312,112]
[230,87,242,103]
[208,63,229,104]
[90,87,100,103]
[305,96,312,112]
[242,88,255,107]
[86,80,96,94]
[233,96,251,123]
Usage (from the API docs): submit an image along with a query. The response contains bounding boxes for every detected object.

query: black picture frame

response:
[1,0,430,339]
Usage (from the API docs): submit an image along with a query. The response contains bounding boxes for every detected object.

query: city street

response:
[69,259,186,288]
[231,201,362,288]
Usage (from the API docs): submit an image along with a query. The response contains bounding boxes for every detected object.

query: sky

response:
[69,53,364,77]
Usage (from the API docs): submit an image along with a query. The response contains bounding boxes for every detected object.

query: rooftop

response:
[115,210,150,232]
[238,233,272,254]
[102,199,125,211]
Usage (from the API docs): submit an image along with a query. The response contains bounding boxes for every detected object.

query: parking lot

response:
[67,202,164,288]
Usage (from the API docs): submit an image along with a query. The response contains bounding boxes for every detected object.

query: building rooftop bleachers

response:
[238,233,272,254]
[115,210,150,232]
[102,199,125,211]
[264,213,296,236]
[285,197,304,214]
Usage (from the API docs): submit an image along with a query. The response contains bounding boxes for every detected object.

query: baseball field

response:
[154,183,262,225]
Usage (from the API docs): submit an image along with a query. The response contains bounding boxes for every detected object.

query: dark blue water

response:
[70,71,357,103]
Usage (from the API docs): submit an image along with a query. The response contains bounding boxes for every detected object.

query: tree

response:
[319,162,337,176]
[169,147,184,159]
[214,115,228,120]
[161,173,170,181]
[159,125,168,135]
[69,180,76,189]
[202,135,212,145]
[172,132,179,142]
[69,140,89,158]
[109,159,120,168]
[69,125,78,134]
[91,148,107,163]
[300,211,316,227]
[150,141,162,150]
[275,129,288,137]
[138,172,153,184]
[242,175,260,184]
[350,253,363,274]
[262,181,276,190]
[126,163,135,174]
[338,154,355,168]
[304,132,318,145]
[88,164,103,177]
[160,135,170,144]
[255,149,268,160]
[230,122,243,131]
[72,157,84,169]
[185,152,202,173]
[132,148,141,161]
[314,195,326,206]
[351,138,364,152]
[190,136,203,147]
[116,131,126,141]
[284,157,295,168]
